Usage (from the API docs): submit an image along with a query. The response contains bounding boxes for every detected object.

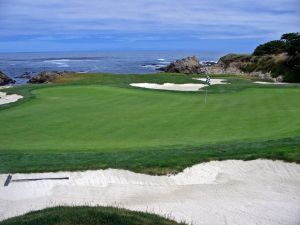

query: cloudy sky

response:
[0,0,299,52]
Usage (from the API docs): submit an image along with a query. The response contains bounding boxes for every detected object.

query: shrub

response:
[253,40,286,56]
[281,32,300,56]
[249,32,300,82]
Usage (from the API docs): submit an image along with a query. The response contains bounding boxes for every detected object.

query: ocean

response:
[0,51,225,84]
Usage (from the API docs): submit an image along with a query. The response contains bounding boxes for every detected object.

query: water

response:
[0,51,224,84]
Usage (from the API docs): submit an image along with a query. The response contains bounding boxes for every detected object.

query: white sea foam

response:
[44,59,70,68]
[142,64,163,69]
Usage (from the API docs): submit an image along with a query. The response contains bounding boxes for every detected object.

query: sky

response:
[0,0,299,53]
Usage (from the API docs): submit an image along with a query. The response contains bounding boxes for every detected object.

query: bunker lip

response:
[130,78,229,91]
[1,159,299,225]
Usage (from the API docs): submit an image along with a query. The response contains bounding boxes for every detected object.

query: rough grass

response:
[0,206,186,225]
[1,136,299,174]
[1,73,299,174]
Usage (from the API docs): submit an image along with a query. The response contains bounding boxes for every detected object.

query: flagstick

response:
[204,75,210,104]
[205,85,207,104]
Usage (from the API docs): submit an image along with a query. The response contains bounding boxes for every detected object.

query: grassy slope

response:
[0,207,186,225]
[1,73,300,174]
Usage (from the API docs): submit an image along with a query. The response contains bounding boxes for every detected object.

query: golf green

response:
[0,74,299,173]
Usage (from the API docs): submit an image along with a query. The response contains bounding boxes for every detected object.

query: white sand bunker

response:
[193,78,229,85]
[254,81,288,85]
[1,160,300,225]
[0,86,12,90]
[130,83,207,91]
[130,78,229,91]
[0,91,23,105]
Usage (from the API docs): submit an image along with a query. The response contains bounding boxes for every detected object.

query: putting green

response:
[1,84,300,152]
[0,74,299,173]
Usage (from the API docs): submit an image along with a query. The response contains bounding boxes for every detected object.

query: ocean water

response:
[0,51,224,84]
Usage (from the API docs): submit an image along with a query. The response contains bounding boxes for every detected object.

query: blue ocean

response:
[0,51,224,84]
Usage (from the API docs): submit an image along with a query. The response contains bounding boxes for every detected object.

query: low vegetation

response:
[218,33,300,82]
[0,207,186,225]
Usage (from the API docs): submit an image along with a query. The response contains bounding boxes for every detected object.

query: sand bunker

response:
[130,78,229,91]
[193,78,229,85]
[254,81,288,85]
[0,91,23,105]
[0,86,12,90]
[1,160,299,225]
[130,83,207,91]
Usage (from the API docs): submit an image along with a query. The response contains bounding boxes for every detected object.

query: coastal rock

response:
[161,56,204,74]
[28,71,72,84]
[202,54,250,75]
[161,54,288,82]
[15,72,33,79]
[0,71,15,85]
[202,54,286,82]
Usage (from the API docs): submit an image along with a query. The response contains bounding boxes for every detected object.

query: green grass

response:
[1,73,300,174]
[1,137,299,174]
[0,206,186,225]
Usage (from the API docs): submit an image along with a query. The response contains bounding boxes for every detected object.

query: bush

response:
[281,32,300,56]
[249,32,300,82]
[253,40,286,56]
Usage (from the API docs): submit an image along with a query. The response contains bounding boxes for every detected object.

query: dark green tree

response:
[253,40,286,56]
[281,32,300,56]
[280,33,300,82]
[251,32,300,82]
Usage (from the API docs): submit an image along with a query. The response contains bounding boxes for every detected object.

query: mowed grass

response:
[0,73,300,173]
[0,206,186,225]
[1,84,299,152]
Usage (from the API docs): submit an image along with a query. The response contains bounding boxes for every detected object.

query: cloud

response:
[0,0,299,51]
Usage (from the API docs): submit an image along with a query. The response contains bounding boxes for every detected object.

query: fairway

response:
[0,74,300,173]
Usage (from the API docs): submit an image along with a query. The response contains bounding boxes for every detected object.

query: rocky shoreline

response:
[160,55,284,82]
[161,33,300,83]
[0,70,76,85]
[160,56,203,74]
[0,52,294,85]
[201,54,285,82]
[0,71,15,86]
[27,71,73,84]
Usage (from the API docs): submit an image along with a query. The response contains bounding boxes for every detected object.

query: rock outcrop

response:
[161,53,291,82]
[28,71,72,84]
[161,56,203,74]
[16,72,33,79]
[202,54,286,82]
[202,54,251,75]
[0,71,15,85]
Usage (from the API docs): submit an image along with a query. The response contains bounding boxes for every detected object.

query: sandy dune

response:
[1,160,299,225]
[130,78,229,91]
